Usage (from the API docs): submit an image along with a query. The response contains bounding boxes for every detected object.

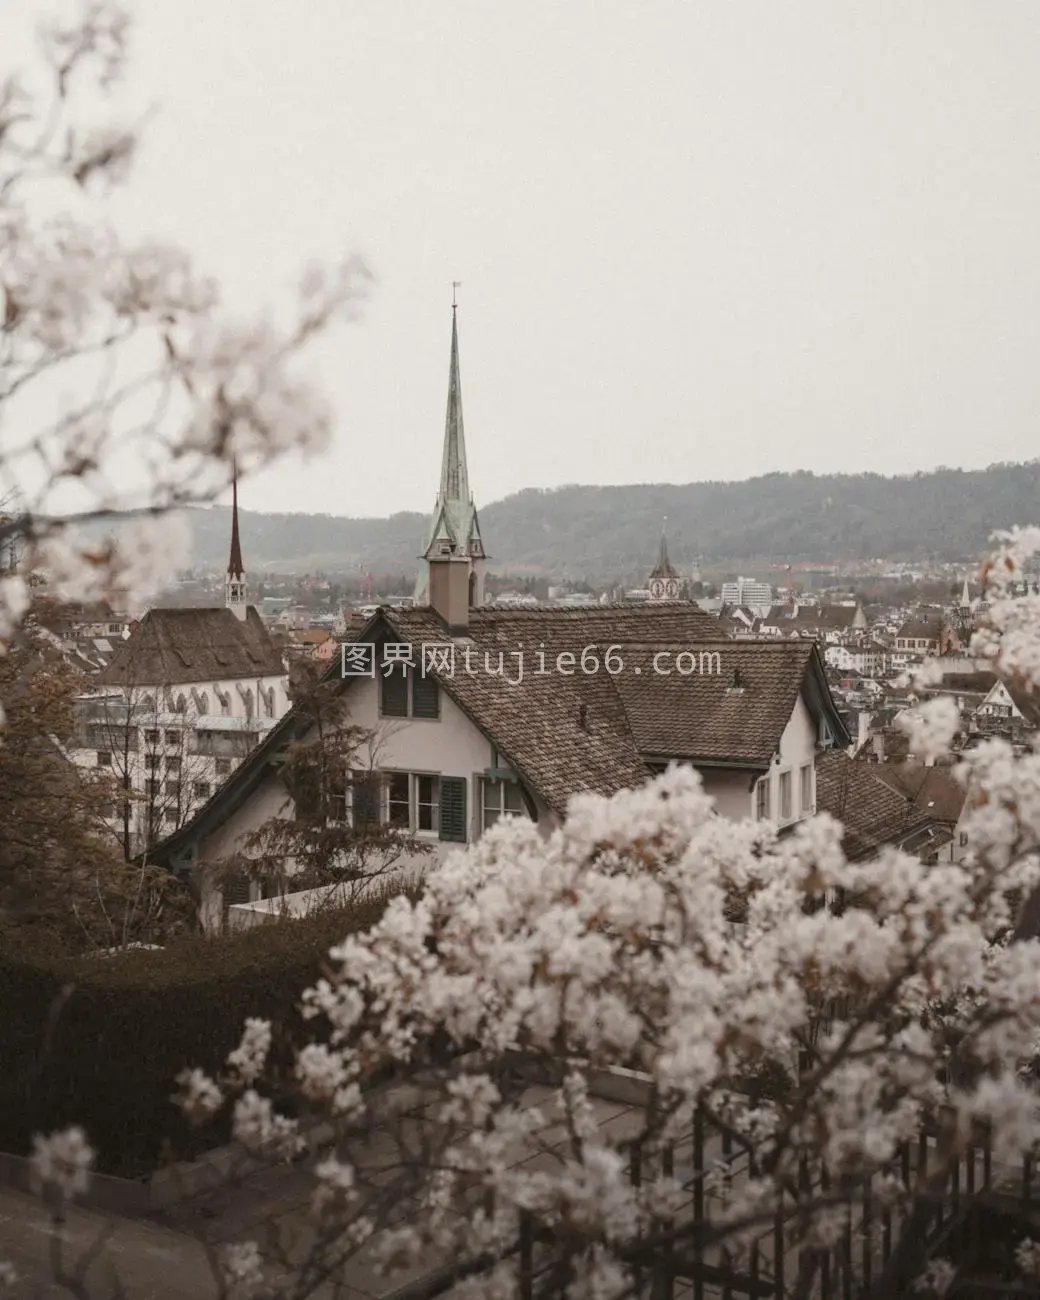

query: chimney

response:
[427,547,471,632]
[855,709,872,754]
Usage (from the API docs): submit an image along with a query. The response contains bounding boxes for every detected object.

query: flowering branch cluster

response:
[0,0,369,655]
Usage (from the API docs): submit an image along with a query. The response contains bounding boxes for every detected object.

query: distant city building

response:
[720,577,774,607]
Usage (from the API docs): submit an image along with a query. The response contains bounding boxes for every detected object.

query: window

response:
[144,729,159,745]
[262,686,274,718]
[165,730,181,746]
[416,774,439,831]
[380,668,408,718]
[959,832,968,848]
[193,781,211,800]
[164,809,177,824]
[146,779,160,796]
[438,776,467,843]
[175,693,187,713]
[198,691,209,714]
[379,664,440,720]
[96,750,111,767]
[779,770,792,821]
[380,773,441,833]
[145,754,159,771]
[387,772,410,827]
[352,771,464,842]
[215,758,231,777]
[165,779,180,796]
[800,764,812,814]
[755,778,770,820]
[482,778,526,831]
[412,673,440,719]
[220,694,231,716]
[351,772,382,828]
[166,756,181,774]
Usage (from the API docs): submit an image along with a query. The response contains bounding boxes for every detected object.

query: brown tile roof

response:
[381,607,663,811]
[610,641,817,764]
[935,671,997,694]
[896,614,946,639]
[388,602,726,645]
[96,607,284,686]
[872,763,968,825]
[815,751,922,860]
[378,610,841,809]
[289,629,333,645]
[785,606,859,630]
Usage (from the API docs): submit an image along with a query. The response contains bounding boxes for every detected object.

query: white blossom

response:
[29,1126,94,1199]
[1016,1238,1040,1278]
[227,1018,272,1085]
[912,1259,957,1296]
[217,1240,265,1296]
[172,1067,223,1124]
[898,696,960,762]
[231,1090,302,1160]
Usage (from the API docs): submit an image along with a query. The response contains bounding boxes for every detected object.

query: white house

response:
[975,678,1040,731]
[74,478,289,853]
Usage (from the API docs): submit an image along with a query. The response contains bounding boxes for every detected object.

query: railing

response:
[190,733,257,758]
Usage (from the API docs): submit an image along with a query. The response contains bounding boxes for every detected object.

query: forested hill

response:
[175,462,1040,577]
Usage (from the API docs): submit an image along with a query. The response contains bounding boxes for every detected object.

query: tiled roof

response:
[896,615,945,639]
[872,763,968,826]
[381,607,691,810]
[387,602,725,644]
[815,751,922,861]
[611,641,817,763]
[379,609,842,808]
[96,607,284,686]
[787,607,859,629]
[935,671,997,694]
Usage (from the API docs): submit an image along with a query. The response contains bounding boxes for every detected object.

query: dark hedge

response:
[0,894,402,1177]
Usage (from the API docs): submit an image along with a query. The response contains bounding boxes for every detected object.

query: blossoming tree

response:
[0,0,368,669]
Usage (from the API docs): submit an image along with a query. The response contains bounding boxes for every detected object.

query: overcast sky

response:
[20,2,1040,517]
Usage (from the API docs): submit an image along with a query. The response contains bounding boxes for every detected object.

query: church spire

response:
[648,516,681,601]
[414,295,487,608]
[227,469,244,580]
[225,468,248,620]
[439,304,470,507]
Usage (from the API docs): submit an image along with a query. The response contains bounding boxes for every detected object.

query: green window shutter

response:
[438,776,467,843]
[352,772,381,828]
[223,872,250,905]
[380,669,408,717]
[411,672,439,719]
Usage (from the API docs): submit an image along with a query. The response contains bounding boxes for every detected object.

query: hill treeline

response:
[167,462,1040,578]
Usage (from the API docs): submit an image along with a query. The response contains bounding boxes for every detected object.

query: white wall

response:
[194,673,554,932]
[753,693,818,826]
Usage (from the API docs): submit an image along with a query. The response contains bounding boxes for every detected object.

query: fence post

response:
[519,1210,533,1300]
[693,1106,705,1300]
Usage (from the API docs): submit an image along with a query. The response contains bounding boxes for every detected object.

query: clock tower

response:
[648,518,682,601]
